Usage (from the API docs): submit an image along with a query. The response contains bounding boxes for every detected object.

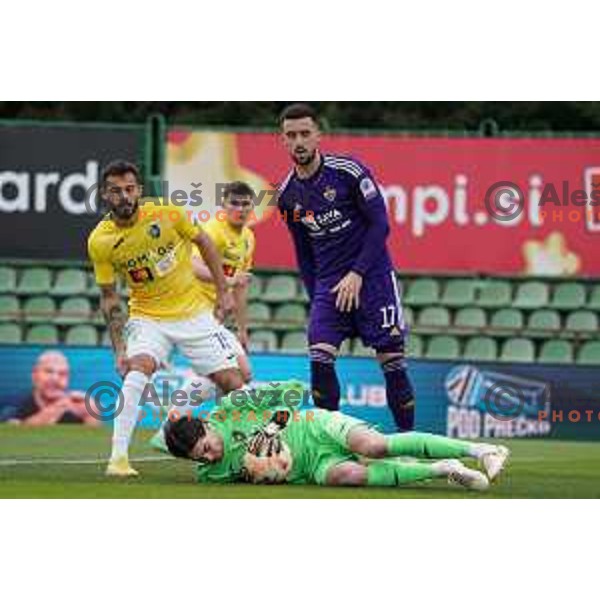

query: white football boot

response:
[435,459,490,492]
[478,445,510,482]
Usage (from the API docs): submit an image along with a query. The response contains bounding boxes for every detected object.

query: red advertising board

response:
[166,130,600,276]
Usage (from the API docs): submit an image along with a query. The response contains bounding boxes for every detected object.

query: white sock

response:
[111,371,149,461]
[468,443,497,460]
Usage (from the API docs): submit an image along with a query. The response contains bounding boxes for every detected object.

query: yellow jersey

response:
[87,202,213,320]
[193,218,256,307]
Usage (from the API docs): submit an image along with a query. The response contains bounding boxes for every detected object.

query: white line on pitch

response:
[0,456,175,467]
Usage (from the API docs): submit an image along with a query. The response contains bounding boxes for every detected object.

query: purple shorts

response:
[308,270,407,350]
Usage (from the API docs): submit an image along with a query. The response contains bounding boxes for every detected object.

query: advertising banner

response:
[166,129,600,276]
[1,346,598,440]
[0,124,144,259]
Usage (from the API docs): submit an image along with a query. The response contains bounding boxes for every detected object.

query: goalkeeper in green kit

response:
[162,380,509,490]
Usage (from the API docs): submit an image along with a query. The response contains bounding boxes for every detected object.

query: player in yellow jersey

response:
[191,181,256,382]
[87,161,245,477]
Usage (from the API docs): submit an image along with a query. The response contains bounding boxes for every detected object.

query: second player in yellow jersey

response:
[191,181,257,382]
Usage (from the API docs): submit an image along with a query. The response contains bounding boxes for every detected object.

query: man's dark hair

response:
[101,160,142,185]
[164,418,207,459]
[279,103,319,127]
[224,181,255,200]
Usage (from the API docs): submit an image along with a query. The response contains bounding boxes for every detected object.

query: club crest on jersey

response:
[360,177,378,201]
[148,223,161,239]
[323,186,337,202]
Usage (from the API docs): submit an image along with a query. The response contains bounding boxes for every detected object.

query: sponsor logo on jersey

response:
[223,264,238,278]
[128,266,154,283]
[360,177,378,201]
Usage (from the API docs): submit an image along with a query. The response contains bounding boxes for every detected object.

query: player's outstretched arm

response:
[192,230,233,320]
[99,284,128,376]
[191,256,215,283]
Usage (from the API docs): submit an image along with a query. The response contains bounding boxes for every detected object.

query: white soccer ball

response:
[243,442,293,484]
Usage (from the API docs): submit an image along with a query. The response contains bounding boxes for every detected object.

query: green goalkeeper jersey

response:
[195,381,369,485]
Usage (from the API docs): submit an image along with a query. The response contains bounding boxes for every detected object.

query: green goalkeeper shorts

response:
[302,410,374,485]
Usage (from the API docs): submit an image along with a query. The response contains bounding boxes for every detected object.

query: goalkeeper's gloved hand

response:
[247,410,291,457]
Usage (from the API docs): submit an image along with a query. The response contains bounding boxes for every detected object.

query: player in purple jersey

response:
[276,103,416,432]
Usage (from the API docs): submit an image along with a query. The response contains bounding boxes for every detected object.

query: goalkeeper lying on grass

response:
[161,381,509,490]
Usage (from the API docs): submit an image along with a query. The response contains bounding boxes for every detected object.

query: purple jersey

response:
[278,154,394,298]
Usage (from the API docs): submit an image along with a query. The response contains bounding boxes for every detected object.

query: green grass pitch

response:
[1,424,599,498]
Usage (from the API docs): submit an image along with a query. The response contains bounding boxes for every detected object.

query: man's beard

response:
[293,149,317,167]
[113,199,139,220]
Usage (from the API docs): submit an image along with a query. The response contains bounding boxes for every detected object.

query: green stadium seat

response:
[22,296,56,324]
[352,340,373,357]
[249,330,278,352]
[272,303,306,331]
[538,340,574,364]
[500,338,535,363]
[0,323,22,344]
[90,306,105,325]
[26,325,59,345]
[417,307,451,329]
[454,307,487,330]
[587,285,600,310]
[404,279,440,307]
[512,281,549,309]
[426,335,460,360]
[0,295,20,322]
[297,284,310,303]
[247,302,271,327]
[440,279,476,307]
[565,310,598,334]
[65,325,98,346]
[463,337,498,362]
[403,306,414,327]
[407,334,423,358]
[248,274,264,301]
[280,332,306,354]
[551,282,586,310]
[0,267,17,293]
[52,268,87,296]
[476,281,512,308]
[263,275,297,302]
[55,297,92,325]
[577,341,600,365]
[527,309,561,337]
[490,308,524,334]
[86,272,101,297]
[17,267,52,295]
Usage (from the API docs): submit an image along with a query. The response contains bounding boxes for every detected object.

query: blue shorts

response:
[308,270,407,351]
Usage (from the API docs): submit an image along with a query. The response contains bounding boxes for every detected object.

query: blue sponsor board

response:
[0,346,599,440]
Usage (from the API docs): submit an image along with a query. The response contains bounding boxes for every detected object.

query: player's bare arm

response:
[191,255,250,348]
[192,230,234,321]
[99,284,129,376]
[190,256,214,283]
